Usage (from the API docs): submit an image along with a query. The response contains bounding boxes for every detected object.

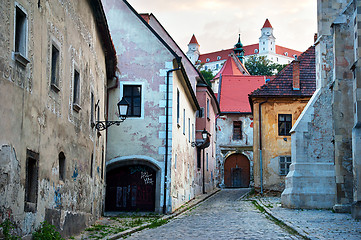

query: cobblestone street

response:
[126,189,299,240]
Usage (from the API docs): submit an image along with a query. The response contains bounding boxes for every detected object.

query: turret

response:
[259,19,276,54]
[233,34,245,63]
[186,34,200,64]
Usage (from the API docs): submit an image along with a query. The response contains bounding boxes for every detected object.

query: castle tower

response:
[259,19,276,55]
[233,34,245,64]
[186,34,200,65]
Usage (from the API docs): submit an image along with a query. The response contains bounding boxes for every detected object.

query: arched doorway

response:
[224,154,250,188]
[105,164,156,212]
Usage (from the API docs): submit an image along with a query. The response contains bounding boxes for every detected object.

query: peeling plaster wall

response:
[216,114,254,188]
[0,0,108,237]
[253,98,309,192]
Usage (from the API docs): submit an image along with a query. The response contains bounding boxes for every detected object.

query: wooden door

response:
[224,154,250,188]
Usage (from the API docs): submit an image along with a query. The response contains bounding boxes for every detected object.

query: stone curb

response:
[106,188,221,240]
[255,199,311,240]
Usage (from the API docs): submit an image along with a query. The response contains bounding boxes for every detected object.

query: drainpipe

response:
[259,100,267,195]
[163,60,181,214]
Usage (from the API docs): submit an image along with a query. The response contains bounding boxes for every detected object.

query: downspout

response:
[259,100,267,195]
[163,60,181,214]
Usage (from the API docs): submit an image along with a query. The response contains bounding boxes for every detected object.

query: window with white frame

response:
[177,89,180,125]
[279,156,292,175]
[183,109,185,135]
[123,85,141,117]
[188,118,190,142]
[206,99,210,119]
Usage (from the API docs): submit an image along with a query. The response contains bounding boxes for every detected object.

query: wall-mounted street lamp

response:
[92,97,129,131]
[192,128,210,148]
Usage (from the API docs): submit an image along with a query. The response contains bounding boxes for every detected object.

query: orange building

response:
[249,46,316,192]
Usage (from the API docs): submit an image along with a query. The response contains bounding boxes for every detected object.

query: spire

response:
[262,18,273,29]
[189,34,199,45]
[233,34,245,63]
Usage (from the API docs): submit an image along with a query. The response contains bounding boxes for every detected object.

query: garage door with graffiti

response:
[105,165,156,212]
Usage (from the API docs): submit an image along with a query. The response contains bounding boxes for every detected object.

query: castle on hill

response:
[186,19,302,75]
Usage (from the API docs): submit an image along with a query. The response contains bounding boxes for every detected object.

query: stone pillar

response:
[332,5,355,213]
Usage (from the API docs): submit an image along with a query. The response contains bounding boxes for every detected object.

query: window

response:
[175,154,177,170]
[90,153,93,178]
[15,6,27,56]
[206,58,210,62]
[216,64,219,70]
[207,99,210,119]
[183,109,186,135]
[278,114,292,136]
[59,152,65,181]
[73,69,80,111]
[192,124,195,143]
[254,49,258,53]
[233,121,242,140]
[50,45,60,91]
[279,156,292,175]
[123,85,141,117]
[177,89,180,125]
[101,147,104,179]
[217,56,221,60]
[205,66,208,70]
[197,108,204,118]
[188,118,190,142]
[285,52,288,56]
[25,150,39,213]
[197,149,201,169]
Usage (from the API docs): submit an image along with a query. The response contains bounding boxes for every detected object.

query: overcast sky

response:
[126,0,317,54]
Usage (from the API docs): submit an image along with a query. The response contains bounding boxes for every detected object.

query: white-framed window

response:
[206,152,209,171]
[206,98,210,119]
[279,156,292,175]
[72,68,81,111]
[14,3,29,66]
[254,49,258,53]
[174,154,177,170]
[206,58,210,62]
[285,52,288,56]
[217,56,221,60]
[123,85,142,117]
[177,89,180,125]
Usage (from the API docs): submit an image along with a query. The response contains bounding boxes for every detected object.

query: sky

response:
[126,0,317,54]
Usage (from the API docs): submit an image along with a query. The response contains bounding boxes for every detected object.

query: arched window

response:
[217,56,221,60]
[254,49,258,53]
[206,58,210,62]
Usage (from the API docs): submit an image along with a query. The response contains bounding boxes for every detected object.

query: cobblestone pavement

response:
[258,197,361,240]
[126,189,299,240]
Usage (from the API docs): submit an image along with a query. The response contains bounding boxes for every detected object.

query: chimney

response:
[293,60,300,90]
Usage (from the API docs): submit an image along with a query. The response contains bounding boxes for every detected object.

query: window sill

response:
[14,52,30,67]
[51,83,60,93]
[73,103,81,112]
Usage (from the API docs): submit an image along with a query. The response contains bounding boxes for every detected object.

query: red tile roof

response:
[214,54,248,78]
[197,44,301,64]
[262,19,273,28]
[139,13,150,23]
[220,76,266,113]
[249,46,316,98]
[189,34,199,45]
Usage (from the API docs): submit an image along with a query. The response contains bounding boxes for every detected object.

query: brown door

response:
[105,165,156,212]
[224,154,250,188]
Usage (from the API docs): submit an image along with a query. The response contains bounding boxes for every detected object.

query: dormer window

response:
[206,58,210,62]
[284,52,288,56]
[217,56,221,60]
[254,49,258,53]
[293,54,297,59]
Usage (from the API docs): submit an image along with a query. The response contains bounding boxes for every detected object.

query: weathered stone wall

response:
[216,114,254,188]
[252,98,309,192]
[0,0,109,237]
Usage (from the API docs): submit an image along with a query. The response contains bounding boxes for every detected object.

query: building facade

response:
[187,19,302,75]
[250,46,316,192]
[281,0,361,219]
[0,0,116,237]
[102,0,218,214]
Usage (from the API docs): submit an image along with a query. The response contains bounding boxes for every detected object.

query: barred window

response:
[279,156,292,175]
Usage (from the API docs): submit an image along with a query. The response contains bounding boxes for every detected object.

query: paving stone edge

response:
[255,199,311,240]
[106,188,222,240]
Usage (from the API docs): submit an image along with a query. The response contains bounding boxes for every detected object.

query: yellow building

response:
[249,46,315,192]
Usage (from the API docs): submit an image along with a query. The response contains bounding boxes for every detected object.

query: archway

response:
[224,154,250,188]
[105,163,158,212]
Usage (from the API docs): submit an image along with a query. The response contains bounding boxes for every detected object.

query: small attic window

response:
[293,54,297,59]
[206,58,210,62]
[284,52,288,56]
[254,49,258,53]
[217,56,221,60]
[196,60,201,64]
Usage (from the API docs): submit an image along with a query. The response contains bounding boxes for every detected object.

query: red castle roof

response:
[214,55,247,78]
[189,34,199,45]
[262,19,273,28]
